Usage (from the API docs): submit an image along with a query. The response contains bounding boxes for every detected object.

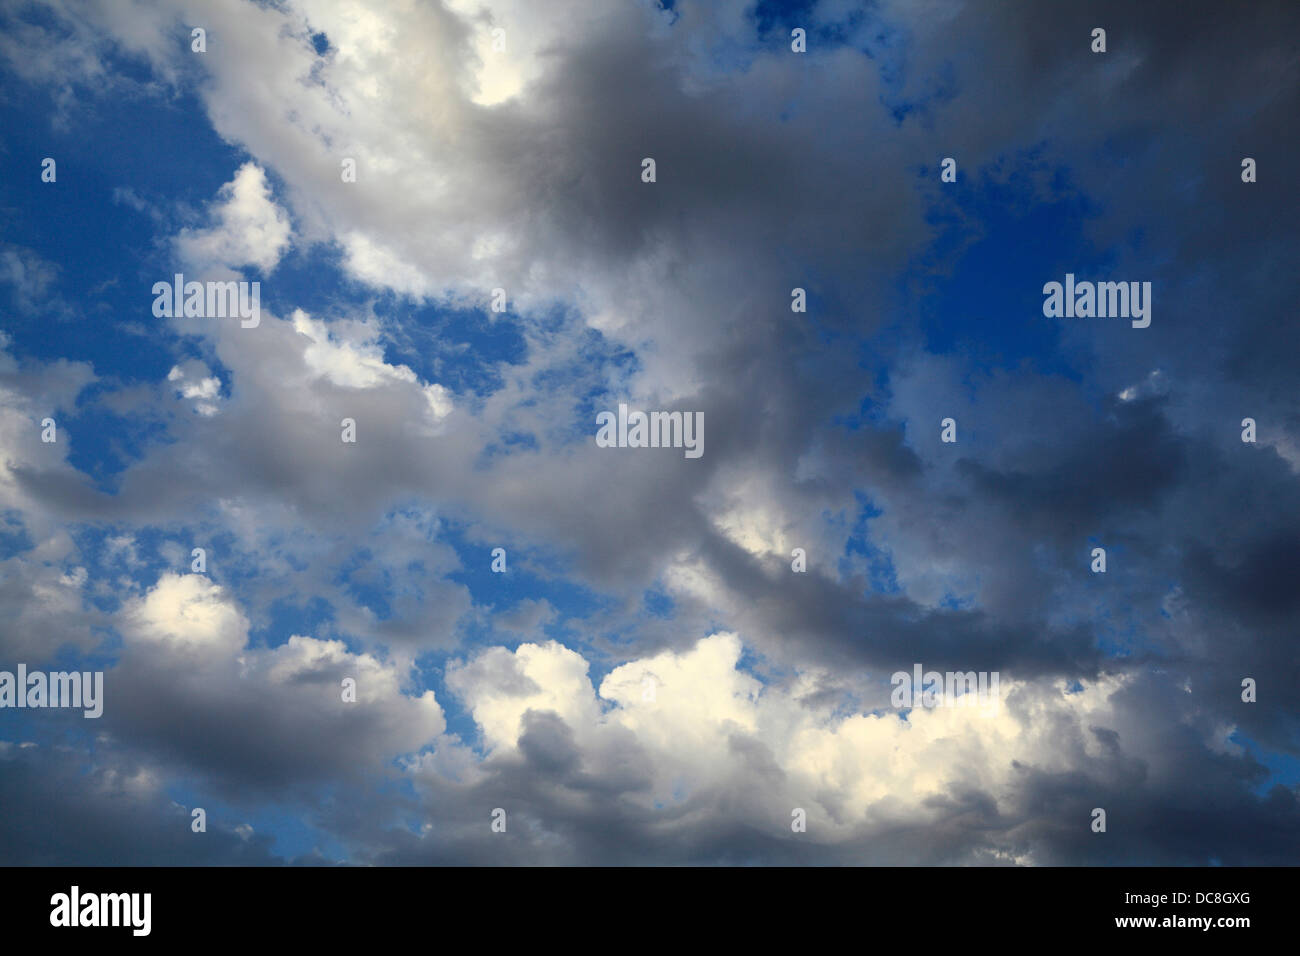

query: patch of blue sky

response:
[0,76,242,379]
[1091,616,1139,661]
[841,492,901,594]
[905,157,1105,380]
[642,587,675,618]
[255,241,356,318]
[68,523,183,587]
[752,0,861,53]
[163,781,348,863]
[1229,734,1300,793]
[415,667,482,754]
[247,595,336,652]
[0,706,104,745]
[753,0,931,126]
[568,336,643,420]
[0,509,35,558]
[59,396,172,493]
[477,430,541,466]
[334,547,398,623]
[437,520,608,627]
[372,296,529,399]
[0,69,256,491]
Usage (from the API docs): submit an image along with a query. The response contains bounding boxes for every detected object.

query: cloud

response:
[0,0,1297,865]
[388,631,1297,864]
[174,162,292,275]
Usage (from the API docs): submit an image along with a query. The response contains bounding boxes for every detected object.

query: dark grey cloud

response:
[0,743,282,865]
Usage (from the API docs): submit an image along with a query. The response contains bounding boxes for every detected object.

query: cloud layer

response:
[0,0,1296,864]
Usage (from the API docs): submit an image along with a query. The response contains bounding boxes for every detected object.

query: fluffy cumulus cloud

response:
[174,162,293,275]
[0,0,1296,864]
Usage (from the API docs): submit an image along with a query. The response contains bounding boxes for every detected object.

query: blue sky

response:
[0,0,1297,865]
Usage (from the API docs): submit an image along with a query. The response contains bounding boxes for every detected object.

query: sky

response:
[0,0,1297,865]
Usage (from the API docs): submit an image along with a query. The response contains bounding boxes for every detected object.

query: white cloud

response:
[123,572,248,657]
[167,362,222,416]
[175,163,292,275]
[435,630,1143,854]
